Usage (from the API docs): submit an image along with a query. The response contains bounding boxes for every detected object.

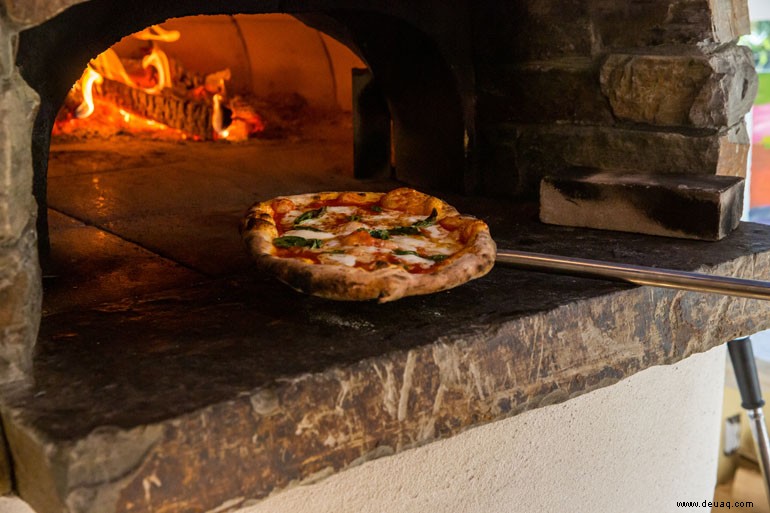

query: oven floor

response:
[43,117,396,314]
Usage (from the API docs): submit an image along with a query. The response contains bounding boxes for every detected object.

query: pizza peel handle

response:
[494,249,770,301]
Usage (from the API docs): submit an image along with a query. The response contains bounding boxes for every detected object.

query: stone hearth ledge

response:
[3,202,770,513]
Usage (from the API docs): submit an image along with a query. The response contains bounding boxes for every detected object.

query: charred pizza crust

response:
[240,188,496,302]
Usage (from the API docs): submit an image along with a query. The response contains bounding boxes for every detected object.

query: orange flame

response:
[205,69,231,95]
[90,48,136,87]
[133,25,181,43]
[212,94,229,138]
[57,22,265,142]
[142,44,173,94]
[212,94,266,142]
[74,67,104,119]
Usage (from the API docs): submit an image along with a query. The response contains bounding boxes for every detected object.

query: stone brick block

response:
[472,0,594,64]
[710,0,751,42]
[481,122,749,197]
[591,0,708,47]
[0,270,28,329]
[717,122,750,177]
[474,0,744,66]
[478,58,614,125]
[590,0,747,48]
[0,422,10,495]
[0,16,16,80]
[540,170,744,240]
[0,222,40,384]
[600,46,756,128]
[0,73,40,245]
[601,54,712,126]
[2,0,88,27]
[690,45,757,127]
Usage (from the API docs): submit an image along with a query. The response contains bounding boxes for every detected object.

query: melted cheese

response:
[393,253,434,266]
[320,253,357,267]
[390,235,460,257]
[282,229,336,240]
[325,206,357,215]
[336,221,369,236]
[282,210,303,225]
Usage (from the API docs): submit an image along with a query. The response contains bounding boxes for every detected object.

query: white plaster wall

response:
[237,346,727,513]
[749,0,770,21]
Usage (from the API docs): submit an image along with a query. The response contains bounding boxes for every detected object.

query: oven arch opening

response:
[16,1,473,263]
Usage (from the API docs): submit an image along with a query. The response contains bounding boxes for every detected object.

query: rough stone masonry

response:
[0,0,760,387]
[477,0,757,198]
[0,4,43,387]
[0,0,763,511]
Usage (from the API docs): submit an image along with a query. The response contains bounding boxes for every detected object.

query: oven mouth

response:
[17,6,471,373]
[17,3,472,266]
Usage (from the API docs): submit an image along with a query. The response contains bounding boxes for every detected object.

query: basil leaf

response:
[389,226,420,236]
[294,207,326,225]
[273,236,324,249]
[428,254,448,262]
[296,226,324,232]
[369,229,390,240]
[370,205,383,212]
[349,215,362,222]
[412,208,438,228]
[393,250,419,256]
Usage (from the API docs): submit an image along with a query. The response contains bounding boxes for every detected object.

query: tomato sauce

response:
[306,198,381,210]
[274,247,322,264]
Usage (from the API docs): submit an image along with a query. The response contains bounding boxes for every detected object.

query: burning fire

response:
[140,45,173,95]
[133,25,181,43]
[74,67,103,119]
[56,24,265,142]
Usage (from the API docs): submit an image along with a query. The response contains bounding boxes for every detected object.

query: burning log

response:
[55,25,267,142]
[98,77,213,140]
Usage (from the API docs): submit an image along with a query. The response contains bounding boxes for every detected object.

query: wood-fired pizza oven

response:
[0,1,765,512]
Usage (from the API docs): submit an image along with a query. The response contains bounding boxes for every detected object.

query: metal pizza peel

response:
[494,248,770,301]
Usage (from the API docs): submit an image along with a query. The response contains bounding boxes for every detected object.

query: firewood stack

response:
[99,76,213,140]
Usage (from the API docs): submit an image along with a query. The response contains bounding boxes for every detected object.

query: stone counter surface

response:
[3,200,770,513]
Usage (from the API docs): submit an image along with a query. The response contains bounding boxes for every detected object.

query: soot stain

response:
[630,186,719,238]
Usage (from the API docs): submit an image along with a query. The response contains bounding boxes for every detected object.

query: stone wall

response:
[474,0,757,197]
[0,5,43,385]
[0,0,758,382]
[0,0,760,507]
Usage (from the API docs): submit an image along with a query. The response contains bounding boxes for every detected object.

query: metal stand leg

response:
[727,336,770,504]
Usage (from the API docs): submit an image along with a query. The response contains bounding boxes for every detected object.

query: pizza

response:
[240,187,496,302]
